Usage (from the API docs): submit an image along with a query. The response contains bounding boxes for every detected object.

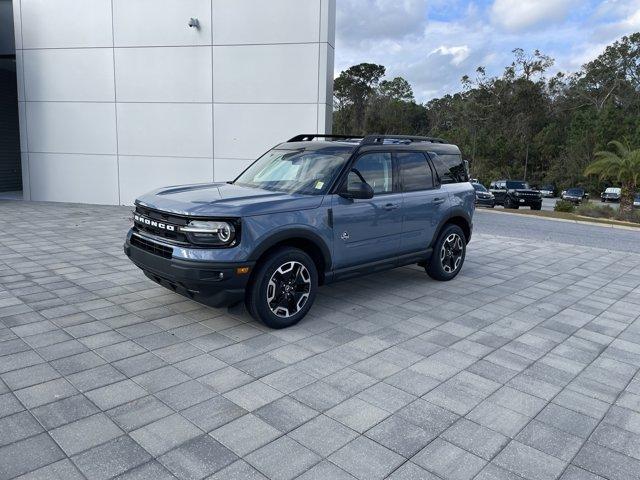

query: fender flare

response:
[430,208,473,247]
[248,227,333,271]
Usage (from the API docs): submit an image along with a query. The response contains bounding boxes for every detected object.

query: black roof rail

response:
[361,134,445,145]
[287,134,362,142]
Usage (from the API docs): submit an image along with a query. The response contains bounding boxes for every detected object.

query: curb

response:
[476,208,640,232]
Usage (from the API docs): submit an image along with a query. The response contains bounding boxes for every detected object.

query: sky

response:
[334,0,640,102]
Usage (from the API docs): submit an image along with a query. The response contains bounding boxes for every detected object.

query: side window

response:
[430,153,468,183]
[348,152,393,194]
[398,152,434,192]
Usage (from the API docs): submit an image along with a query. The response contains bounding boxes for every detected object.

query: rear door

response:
[398,151,446,256]
[331,151,404,270]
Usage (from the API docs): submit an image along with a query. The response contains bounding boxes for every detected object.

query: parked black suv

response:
[489,180,542,210]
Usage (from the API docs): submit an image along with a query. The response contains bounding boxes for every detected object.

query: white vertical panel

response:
[23,48,115,102]
[113,0,212,47]
[212,0,320,45]
[20,0,113,48]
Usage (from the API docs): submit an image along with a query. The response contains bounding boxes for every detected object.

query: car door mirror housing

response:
[340,181,374,200]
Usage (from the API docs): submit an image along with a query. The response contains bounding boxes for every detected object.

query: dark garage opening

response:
[0,0,21,194]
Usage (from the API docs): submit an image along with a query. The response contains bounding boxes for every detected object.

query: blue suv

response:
[124,134,475,328]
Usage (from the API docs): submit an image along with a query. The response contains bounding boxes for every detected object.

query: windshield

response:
[605,188,621,194]
[472,183,487,192]
[567,188,584,195]
[506,181,530,189]
[233,147,352,195]
[541,185,553,190]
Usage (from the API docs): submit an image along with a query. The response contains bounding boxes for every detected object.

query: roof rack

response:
[361,135,445,145]
[287,134,447,146]
[287,134,362,143]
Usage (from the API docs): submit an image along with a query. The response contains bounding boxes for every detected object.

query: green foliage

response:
[333,33,640,193]
[585,140,640,212]
[575,202,616,218]
[554,200,575,213]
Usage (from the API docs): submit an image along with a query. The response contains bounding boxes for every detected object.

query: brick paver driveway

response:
[1,200,640,480]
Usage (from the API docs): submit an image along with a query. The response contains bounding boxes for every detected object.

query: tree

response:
[333,63,386,134]
[379,77,414,101]
[585,140,640,213]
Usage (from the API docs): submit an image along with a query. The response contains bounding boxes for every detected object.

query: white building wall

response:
[13,0,335,205]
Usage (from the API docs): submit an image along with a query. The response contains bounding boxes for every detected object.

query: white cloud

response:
[491,0,576,31]
[430,45,471,66]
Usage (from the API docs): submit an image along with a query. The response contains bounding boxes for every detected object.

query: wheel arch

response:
[248,229,332,285]
[431,211,472,247]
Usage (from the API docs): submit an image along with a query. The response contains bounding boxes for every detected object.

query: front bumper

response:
[475,197,495,207]
[513,196,542,207]
[563,196,582,204]
[124,234,253,308]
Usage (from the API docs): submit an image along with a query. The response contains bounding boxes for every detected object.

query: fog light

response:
[236,266,251,275]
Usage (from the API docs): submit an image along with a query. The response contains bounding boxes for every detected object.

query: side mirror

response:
[340,181,374,200]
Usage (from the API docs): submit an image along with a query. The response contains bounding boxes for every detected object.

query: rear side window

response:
[398,152,434,191]
[430,153,468,184]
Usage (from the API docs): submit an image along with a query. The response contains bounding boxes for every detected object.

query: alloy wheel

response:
[440,233,464,273]
[266,261,311,318]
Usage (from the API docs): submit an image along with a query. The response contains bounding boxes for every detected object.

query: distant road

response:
[473,209,640,253]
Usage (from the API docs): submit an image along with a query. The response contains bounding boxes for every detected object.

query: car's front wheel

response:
[246,247,318,329]
[426,224,466,281]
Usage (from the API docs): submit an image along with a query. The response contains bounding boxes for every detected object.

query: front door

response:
[331,151,403,271]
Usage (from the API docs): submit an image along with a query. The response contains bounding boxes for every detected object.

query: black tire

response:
[504,197,515,209]
[245,247,318,329]
[426,224,466,281]
[531,204,542,210]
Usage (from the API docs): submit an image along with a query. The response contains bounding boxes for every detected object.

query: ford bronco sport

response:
[124,134,475,328]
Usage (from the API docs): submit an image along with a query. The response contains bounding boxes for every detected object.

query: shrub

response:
[616,209,640,224]
[554,200,575,213]
[576,203,616,218]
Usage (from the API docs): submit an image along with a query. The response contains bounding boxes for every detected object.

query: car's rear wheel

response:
[426,224,466,281]
[245,247,318,329]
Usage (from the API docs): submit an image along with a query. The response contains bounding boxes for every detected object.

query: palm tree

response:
[585,140,640,213]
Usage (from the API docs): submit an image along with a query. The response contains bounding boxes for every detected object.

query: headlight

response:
[181,220,236,246]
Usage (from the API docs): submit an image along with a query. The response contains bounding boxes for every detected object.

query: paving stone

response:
[493,441,567,480]
[173,354,227,378]
[1,363,60,390]
[50,412,123,456]
[412,438,487,480]
[467,400,531,437]
[106,396,174,432]
[536,403,599,439]
[0,392,24,418]
[516,419,583,462]
[158,434,237,479]
[132,365,191,393]
[297,460,357,479]
[387,462,440,479]
[207,459,268,480]
[210,414,281,456]
[199,366,254,394]
[290,381,349,411]
[86,379,148,410]
[245,436,321,480]
[254,396,317,433]
[366,413,436,457]
[443,417,510,460]
[356,382,416,413]
[14,459,84,480]
[111,460,175,480]
[0,433,65,480]
[155,380,217,411]
[31,394,100,430]
[71,435,151,480]
[130,413,201,456]
[0,411,44,447]
[329,436,404,480]
[182,396,247,432]
[289,415,358,456]
[66,364,126,392]
[223,380,284,411]
[326,397,389,433]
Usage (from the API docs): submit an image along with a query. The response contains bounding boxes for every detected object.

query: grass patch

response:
[489,207,640,228]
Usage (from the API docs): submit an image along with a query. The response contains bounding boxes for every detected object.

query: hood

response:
[135,182,323,217]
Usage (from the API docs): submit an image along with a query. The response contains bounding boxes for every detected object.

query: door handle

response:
[433,197,446,204]
[384,203,400,210]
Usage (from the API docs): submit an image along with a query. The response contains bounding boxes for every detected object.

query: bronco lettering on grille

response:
[133,214,176,232]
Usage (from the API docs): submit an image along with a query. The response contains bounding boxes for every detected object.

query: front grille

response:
[134,206,190,243]
[131,234,173,259]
